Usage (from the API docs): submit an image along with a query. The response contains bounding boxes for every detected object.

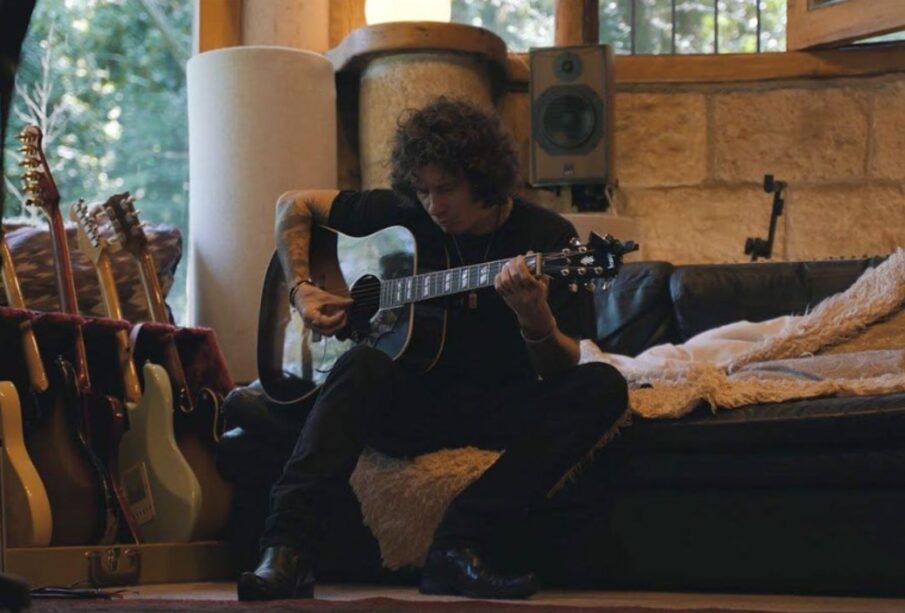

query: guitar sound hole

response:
[349,275,381,331]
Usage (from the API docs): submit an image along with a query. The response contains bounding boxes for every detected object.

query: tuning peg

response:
[568,282,579,293]
[559,268,570,277]
[584,281,596,292]
[576,267,587,276]
[569,237,582,249]
[593,266,604,275]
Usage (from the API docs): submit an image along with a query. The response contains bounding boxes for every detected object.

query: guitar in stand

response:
[0,227,52,547]
[15,132,114,546]
[257,224,637,404]
[103,193,233,540]
[20,125,139,545]
[72,198,202,542]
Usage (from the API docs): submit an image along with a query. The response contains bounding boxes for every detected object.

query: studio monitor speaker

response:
[529,45,614,187]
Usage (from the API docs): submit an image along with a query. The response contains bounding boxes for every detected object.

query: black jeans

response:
[259,345,628,563]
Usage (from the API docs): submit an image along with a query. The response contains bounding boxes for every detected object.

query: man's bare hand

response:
[494,254,556,340]
[295,283,353,337]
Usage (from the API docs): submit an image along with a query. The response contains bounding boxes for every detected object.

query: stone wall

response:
[504,73,905,264]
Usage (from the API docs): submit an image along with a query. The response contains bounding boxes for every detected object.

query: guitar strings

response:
[300,255,580,306]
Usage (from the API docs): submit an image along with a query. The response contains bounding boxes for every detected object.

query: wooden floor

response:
[121,582,905,612]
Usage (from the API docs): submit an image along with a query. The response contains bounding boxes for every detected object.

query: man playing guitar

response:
[238,98,629,601]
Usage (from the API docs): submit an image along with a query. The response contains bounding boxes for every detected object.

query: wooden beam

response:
[507,43,905,85]
[554,0,599,46]
[328,21,508,76]
[788,0,905,50]
[330,0,367,49]
[196,0,242,53]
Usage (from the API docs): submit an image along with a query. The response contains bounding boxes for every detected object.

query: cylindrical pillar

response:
[359,53,494,188]
[187,47,336,381]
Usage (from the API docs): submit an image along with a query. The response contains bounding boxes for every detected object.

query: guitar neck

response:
[93,253,142,404]
[136,251,169,323]
[132,248,193,411]
[45,208,92,389]
[48,210,80,315]
[380,253,542,309]
[0,237,49,393]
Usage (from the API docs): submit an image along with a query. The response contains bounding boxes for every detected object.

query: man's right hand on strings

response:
[295,283,353,337]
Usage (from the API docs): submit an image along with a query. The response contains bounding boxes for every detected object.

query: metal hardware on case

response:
[86,548,141,586]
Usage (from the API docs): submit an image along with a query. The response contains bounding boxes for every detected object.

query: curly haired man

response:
[238,98,628,601]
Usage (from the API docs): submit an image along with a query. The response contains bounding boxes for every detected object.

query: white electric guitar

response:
[71,198,201,542]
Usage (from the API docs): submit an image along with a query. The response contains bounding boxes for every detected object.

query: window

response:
[452,0,555,51]
[603,0,787,54]
[450,0,787,53]
[2,0,191,323]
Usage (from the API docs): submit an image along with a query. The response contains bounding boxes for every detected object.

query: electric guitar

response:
[72,197,202,542]
[20,124,139,544]
[0,381,51,548]
[0,227,52,547]
[257,224,637,404]
[103,193,234,540]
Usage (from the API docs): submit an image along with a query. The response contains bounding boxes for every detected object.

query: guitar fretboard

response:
[379,254,541,309]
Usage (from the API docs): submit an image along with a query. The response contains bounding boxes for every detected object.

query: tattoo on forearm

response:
[275,193,312,284]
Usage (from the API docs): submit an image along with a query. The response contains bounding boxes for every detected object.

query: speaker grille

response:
[543,93,597,149]
[533,84,604,155]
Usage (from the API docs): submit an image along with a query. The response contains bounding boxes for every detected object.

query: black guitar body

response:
[258,225,447,404]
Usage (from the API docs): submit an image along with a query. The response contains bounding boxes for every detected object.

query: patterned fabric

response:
[2,219,182,322]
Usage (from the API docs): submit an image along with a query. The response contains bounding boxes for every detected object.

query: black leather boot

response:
[419,546,538,599]
[237,545,316,601]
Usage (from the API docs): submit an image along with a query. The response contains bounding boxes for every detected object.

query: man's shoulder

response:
[333,189,411,208]
[512,197,577,236]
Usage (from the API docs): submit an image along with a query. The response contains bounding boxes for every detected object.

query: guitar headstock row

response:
[18,124,151,261]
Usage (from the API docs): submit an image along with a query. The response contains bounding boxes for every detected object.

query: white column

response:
[187,47,336,381]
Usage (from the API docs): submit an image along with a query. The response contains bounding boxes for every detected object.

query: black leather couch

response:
[220,256,905,596]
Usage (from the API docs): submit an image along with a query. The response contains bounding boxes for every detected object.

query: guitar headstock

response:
[543,232,639,292]
[70,198,110,266]
[18,125,61,219]
[102,192,148,258]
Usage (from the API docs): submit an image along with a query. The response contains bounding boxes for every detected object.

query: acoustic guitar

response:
[103,193,234,540]
[20,124,139,545]
[257,224,637,404]
[72,197,202,542]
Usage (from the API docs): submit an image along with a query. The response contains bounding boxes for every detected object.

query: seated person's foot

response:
[237,545,315,601]
[419,545,538,599]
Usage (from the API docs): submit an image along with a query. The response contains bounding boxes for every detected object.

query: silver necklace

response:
[449,205,502,309]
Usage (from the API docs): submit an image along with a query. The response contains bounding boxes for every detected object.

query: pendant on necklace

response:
[468,291,478,309]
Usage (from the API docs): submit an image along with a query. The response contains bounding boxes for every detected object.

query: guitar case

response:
[0,306,237,587]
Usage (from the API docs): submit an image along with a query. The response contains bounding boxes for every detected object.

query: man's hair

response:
[389,97,519,208]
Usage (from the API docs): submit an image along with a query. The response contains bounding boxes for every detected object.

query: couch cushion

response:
[669,257,887,342]
[621,392,905,450]
[593,261,675,356]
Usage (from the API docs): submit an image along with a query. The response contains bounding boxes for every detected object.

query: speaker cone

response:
[534,85,604,155]
[543,94,597,149]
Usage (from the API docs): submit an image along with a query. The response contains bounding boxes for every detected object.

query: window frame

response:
[788,0,905,50]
